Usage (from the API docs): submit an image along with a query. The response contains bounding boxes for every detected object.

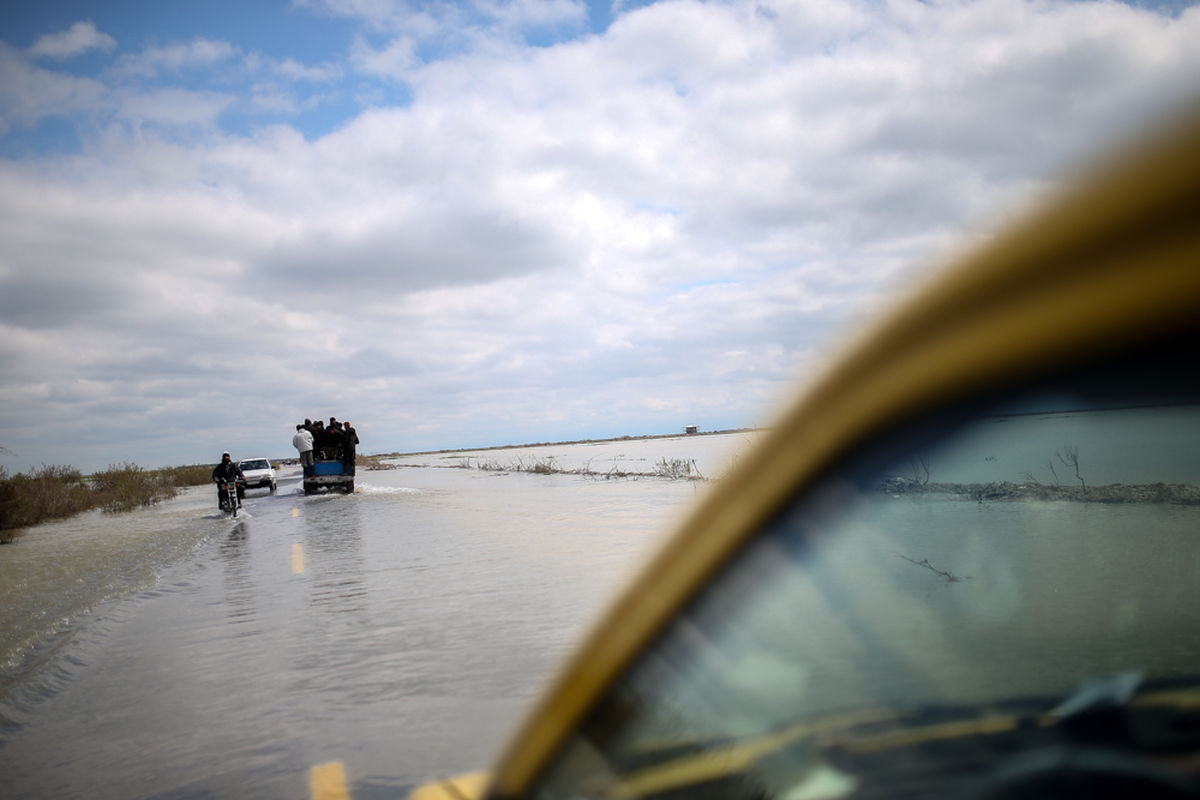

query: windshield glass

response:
[531,352,1200,798]
[239,460,268,470]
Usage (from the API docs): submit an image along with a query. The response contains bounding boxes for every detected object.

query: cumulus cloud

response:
[477,0,589,30]
[115,87,237,129]
[27,21,117,60]
[1,0,1199,473]
[269,56,344,83]
[0,35,345,144]
[108,38,239,80]
[303,0,586,31]
[0,43,112,128]
[351,33,421,77]
[296,0,418,30]
[305,0,588,56]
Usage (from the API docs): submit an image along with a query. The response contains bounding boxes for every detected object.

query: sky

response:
[0,0,1198,474]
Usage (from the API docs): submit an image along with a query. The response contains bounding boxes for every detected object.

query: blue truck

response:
[303,459,354,494]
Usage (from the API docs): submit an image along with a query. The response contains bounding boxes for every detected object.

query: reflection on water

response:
[221,521,258,635]
[302,498,368,615]
[0,440,707,798]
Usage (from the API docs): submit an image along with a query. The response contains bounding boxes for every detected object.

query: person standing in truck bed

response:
[311,420,327,458]
[342,421,359,475]
[293,424,314,477]
[325,421,344,461]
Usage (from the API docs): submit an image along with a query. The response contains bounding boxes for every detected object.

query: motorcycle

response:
[217,478,244,517]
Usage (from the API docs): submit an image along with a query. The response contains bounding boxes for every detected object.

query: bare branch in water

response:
[895,552,969,582]
[908,455,931,485]
[1056,444,1086,491]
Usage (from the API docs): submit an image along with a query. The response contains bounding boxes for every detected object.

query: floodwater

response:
[0,433,754,799]
[3,408,1199,799]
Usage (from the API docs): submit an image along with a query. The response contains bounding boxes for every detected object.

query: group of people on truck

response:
[292,417,359,478]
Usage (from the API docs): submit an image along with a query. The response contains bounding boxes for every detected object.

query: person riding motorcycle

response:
[211,452,245,509]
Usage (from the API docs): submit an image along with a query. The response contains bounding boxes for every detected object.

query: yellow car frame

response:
[415,107,1200,800]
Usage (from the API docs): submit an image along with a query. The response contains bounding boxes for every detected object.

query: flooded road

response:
[0,435,745,799]
[4,418,1200,797]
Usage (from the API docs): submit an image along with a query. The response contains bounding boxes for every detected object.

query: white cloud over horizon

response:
[27,21,117,61]
[1,0,1198,474]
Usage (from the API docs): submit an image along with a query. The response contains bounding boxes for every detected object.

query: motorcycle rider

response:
[211,452,245,509]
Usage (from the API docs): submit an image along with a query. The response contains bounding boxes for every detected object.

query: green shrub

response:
[0,464,96,536]
[154,464,214,487]
[0,460,188,539]
[91,462,177,513]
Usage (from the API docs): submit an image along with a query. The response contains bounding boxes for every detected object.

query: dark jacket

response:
[212,461,244,483]
[324,425,344,456]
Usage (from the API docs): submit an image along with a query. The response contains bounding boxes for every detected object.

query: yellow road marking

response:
[292,507,300,517]
[311,761,349,800]
[293,543,305,574]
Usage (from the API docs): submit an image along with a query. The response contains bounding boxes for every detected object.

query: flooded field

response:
[0,432,753,798]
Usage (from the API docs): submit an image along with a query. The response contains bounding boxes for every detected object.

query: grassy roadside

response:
[0,462,215,543]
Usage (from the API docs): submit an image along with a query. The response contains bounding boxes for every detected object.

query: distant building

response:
[684,425,699,434]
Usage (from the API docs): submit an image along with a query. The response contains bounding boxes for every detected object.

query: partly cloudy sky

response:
[1,0,1198,474]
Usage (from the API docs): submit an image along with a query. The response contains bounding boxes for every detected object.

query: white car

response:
[238,458,276,493]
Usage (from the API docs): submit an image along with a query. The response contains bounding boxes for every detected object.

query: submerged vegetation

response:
[880,477,1200,505]
[356,454,391,471]
[381,428,757,459]
[0,461,215,542]
[427,454,706,481]
[882,446,1200,505]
